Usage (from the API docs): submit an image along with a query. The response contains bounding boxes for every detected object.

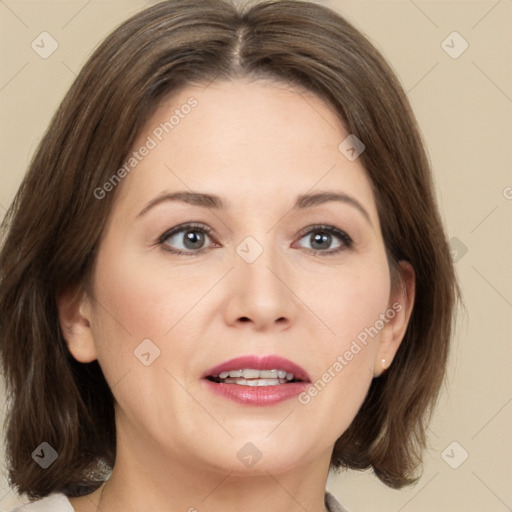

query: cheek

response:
[91,245,211,342]
[305,255,391,350]
[297,256,390,424]
[87,249,212,432]
[87,244,212,394]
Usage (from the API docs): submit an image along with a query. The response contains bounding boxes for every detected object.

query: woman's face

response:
[68,78,411,476]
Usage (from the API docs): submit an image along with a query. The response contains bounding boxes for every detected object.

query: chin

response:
[197,434,324,477]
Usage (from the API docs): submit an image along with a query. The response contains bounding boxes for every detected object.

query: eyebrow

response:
[137,190,373,226]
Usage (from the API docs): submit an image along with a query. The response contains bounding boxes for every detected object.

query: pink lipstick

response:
[201,355,310,406]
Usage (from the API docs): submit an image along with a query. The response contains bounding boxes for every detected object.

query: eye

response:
[294,225,353,255]
[157,223,352,256]
[158,223,217,255]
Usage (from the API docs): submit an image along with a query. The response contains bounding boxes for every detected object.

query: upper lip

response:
[202,355,310,382]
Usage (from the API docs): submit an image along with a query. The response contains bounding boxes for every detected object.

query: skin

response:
[59,77,415,512]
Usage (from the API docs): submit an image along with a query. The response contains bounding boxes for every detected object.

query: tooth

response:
[216,370,298,385]
[258,378,280,386]
[242,369,260,379]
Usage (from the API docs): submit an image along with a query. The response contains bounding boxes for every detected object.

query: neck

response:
[93,426,332,512]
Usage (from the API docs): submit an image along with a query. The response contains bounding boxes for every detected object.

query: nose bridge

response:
[238,232,287,298]
[226,231,297,329]
[243,240,282,291]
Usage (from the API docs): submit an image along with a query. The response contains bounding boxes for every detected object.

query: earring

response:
[374,359,388,378]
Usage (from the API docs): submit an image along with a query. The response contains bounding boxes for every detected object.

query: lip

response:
[202,355,310,382]
[201,354,310,406]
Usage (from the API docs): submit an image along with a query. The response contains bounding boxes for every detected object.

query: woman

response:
[0,0,460,510]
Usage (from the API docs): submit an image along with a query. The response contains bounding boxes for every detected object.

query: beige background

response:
[0,1,511,511]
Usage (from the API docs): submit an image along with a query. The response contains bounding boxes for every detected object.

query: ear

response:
[57,285,98,363]
[373,260,415,377]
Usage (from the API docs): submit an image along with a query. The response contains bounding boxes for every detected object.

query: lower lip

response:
[202,379,309,406]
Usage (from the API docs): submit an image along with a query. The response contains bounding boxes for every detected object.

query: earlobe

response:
[57,285,98,363]
[374,261,416,377]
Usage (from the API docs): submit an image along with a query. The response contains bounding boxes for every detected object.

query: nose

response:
[223,243,299,332]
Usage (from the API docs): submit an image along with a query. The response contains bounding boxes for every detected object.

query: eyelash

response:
[157,222,353,257]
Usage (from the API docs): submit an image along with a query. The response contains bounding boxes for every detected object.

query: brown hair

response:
[0,0,460,499]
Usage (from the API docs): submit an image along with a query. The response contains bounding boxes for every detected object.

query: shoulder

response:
[325,491,352,512]
[8,493,73,512]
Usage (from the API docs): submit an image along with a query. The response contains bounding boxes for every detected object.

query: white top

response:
[9,491,349,511]
[9,493,74,511]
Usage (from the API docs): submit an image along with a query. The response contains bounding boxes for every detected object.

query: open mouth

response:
[202,355,310,405]
[206,368,304,386]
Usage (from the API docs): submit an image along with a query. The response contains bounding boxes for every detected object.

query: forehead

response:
[114,78,378,221]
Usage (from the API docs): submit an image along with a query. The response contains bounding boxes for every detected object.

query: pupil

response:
[184,230,204,249]
[312,232,331,250]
